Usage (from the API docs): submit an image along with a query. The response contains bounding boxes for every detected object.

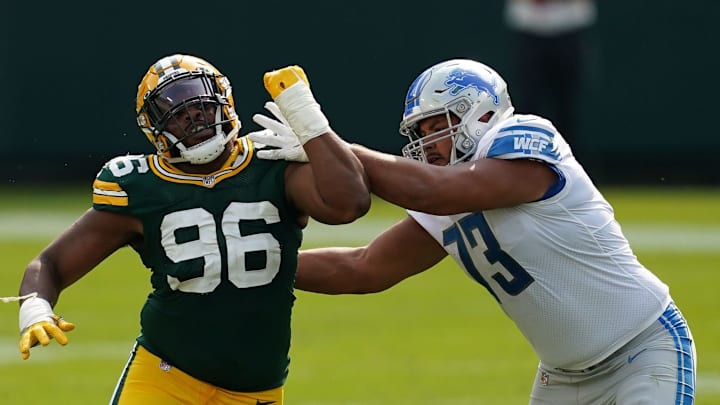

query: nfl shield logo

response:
[540,371,549,386]
[159,359,172,372]
[203,175,216,186]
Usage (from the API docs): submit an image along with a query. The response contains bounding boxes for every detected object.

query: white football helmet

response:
[136,54,241,165]
[400,59,514,165]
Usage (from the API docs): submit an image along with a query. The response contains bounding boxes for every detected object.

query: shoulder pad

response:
[93,154,150,209]
[481,115,562,165]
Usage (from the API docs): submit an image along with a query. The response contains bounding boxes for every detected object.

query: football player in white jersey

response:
[251,59,696,404]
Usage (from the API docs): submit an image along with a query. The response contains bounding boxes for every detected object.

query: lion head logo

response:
[444,68,499,105]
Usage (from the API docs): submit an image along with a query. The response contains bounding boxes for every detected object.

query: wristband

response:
[19,297,54,333]
[274,81,330,144]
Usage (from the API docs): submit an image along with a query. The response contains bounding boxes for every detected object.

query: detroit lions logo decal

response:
[444,68,500,105]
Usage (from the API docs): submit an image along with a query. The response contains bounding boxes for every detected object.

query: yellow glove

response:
[263,66,309,99]
[18,297,75,360]
[262,65,330,145]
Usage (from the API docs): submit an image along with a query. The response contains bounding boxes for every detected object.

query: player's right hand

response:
[19,315,75,360]
[18,296,76,360]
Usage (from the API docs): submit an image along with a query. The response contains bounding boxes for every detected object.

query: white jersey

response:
[408,114,670,370]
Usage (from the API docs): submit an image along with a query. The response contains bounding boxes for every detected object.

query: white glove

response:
[263,66,330,144]
[249,129,309,162]
[249,101,309,162]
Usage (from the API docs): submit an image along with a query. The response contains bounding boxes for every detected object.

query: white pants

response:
[529,302,696,404]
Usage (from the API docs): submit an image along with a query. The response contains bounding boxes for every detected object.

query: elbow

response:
[337,171,372,222]
[344,194,372,222]
[323,194,371,225]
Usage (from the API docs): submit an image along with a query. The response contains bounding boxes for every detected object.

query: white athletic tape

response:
[0,292,37,304]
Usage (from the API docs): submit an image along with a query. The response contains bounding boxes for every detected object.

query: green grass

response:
[0,186,719,404]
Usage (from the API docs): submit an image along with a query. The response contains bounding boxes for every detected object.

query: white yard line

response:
[0,338,132,365]
[303,220,720,252]
[0,338,718,395]
[1,212,719,252]
[698,373,720,394]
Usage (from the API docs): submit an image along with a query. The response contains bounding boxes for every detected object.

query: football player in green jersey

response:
[16,54,370,404]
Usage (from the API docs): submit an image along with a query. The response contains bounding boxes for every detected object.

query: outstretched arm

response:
[18,208,141,359]
[249,124,555,216]
[260,66,370,224]
[295,216,447,294]
[349,144,556,214]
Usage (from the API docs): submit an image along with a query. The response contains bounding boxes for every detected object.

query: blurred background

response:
[1,1,720,404]
[1,1,718,187]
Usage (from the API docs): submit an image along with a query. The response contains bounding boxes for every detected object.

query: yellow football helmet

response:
[136,54,241,164]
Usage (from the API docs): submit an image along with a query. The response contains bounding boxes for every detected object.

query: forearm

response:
[19,256,62,306]
[17,254,76,360]
[350,144,438,212]
[18,209,137,306]
[260,66,370,221]
[296,247,381,294]
[303,132,370,222]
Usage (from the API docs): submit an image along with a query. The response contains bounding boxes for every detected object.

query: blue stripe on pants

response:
[658,303,695,405]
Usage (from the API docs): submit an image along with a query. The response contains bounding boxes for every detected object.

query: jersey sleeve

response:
[481,114,563,165]
[92,154,149,215]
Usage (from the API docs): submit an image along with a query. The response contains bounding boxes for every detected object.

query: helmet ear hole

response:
[479,111,494,123]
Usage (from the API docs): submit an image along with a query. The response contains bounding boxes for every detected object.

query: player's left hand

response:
[249,102,308,162]
[261,65,330,145]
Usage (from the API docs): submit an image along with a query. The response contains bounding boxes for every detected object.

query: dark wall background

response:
[1,1,718,187]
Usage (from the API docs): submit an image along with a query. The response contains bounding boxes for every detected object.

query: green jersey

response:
[92,138,301,391]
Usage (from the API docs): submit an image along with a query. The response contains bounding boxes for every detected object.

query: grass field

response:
[0,185,719,404]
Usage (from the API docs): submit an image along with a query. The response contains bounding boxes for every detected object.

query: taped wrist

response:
[274,81,330,144]
[19,297,54,333]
